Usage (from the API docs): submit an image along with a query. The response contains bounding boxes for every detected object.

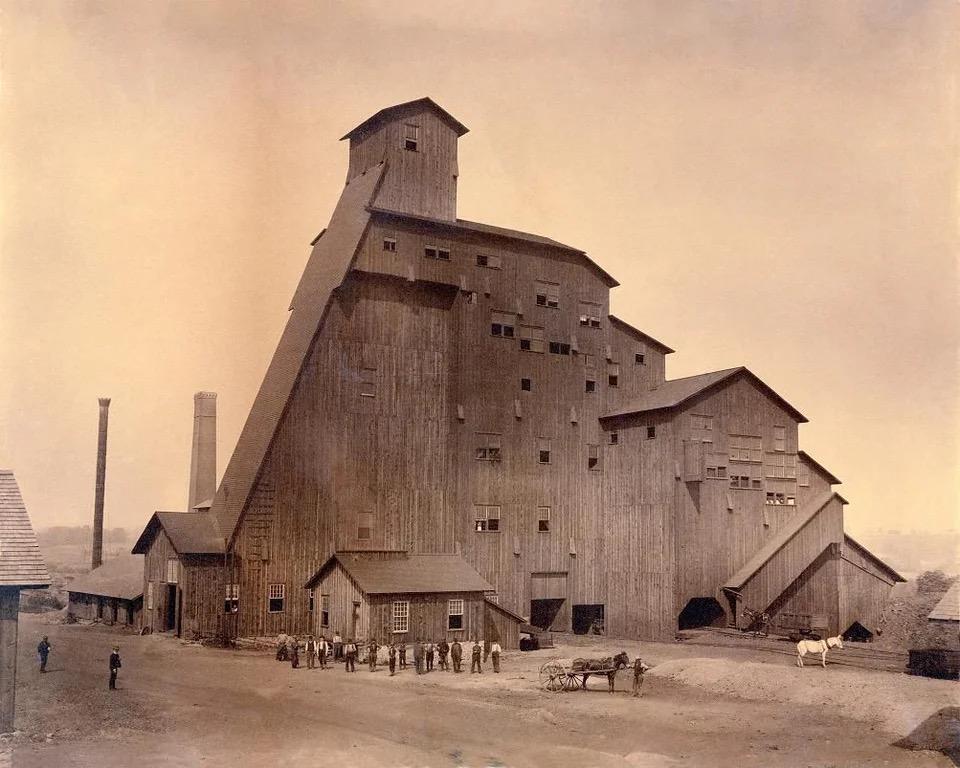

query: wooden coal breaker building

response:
[135,98,902,644]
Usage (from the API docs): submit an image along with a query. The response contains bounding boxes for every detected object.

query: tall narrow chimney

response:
[92,397,110,570]
[187,392,217,511]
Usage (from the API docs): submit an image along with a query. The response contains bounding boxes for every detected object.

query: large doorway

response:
[572,604,605,635]
[530,599,565,630]
[530,572,568,631]
[678,597,726,630]
[165,585,178,632]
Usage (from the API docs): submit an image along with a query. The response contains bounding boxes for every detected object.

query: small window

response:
[519,325,545,353]
[166,558,178,584]
[773,425,786,452]
[224,583,239,614]
[585,379,596,393]
[321,594,330,627]
[359,366,376,399]
[729,435,762,463]
[520,377,532,392]
[608,363,620,387]
[764,453,797,479]
[731,475,751,490]
[491,311,516,339]
[608,432,619,445]
[635,352,645,365]
[475,433,502,461]
[578,301,602,328]
[690,414,714,444]
[308,588,315,613]
[786,495,796,506]
[474,504,501,532]
[538,438,551,465]
[448,599,464,630]
[705,462,727,479]
[383,237,397,252]
[424,245,450,260]
[587,444,601,471]
[476,254,501,269]
[393,600,410,633]
[268,583,285,613]
[537,506,551,532]
[146,581,154,610]
[357,512,373,540]
[766,492,789,506]
[437,248,451,261]
[534,280,560,309]
[403,123,419,152]
[646,426,656,440]
[798,462,810,487]
[549,341,571,356]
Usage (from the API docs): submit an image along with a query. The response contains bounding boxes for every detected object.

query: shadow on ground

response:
[894,707,960,766]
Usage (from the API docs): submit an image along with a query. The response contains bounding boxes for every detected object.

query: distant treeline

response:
[37,525,135,547]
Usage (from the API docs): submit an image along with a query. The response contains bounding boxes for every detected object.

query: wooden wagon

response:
[538,653,629,692]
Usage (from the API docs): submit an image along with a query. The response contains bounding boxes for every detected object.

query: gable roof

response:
[928,580,960,623]
[0,470,50,588]
[600,366,808,423]
[66,554,143,600]
[131,511,224,555]
[842,534,906,584]
[798,451,842,485]
[340,98,469,141]
[209,164,387,544]
[368,207,620,288]
[305,552,494,595]
[608,314,674,354]
[723,491,843,592]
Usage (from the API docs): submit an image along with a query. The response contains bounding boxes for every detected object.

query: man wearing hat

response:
[109,645,122,690]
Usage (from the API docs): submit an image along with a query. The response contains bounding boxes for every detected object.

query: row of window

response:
[691,416,790,454]
[475,505,552,532]
[474,434,652,469]
[703,453,799,481]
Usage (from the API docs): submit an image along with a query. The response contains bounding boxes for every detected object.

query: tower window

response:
[476,254,502,269]
[520,377,532,391]
[578,301,602,328]
[403,123,419,152]
[585,379,596,393]
[646,426,656,440]
[587,444,601,471]
[549,341,571,356]
[534,280,560,308]
[268,583,285,613]
[475,433,502,461]
[538,438,551,465]
[608,363,620,387]
[635,352,645,365]
[424,245,450,261]
[357,512,373,540]
[519,325,545,353]
[491,311,516,338]
[537,506,551,532]
[474,505,501,532]
[608,432,619,445]
[383,237,397,252]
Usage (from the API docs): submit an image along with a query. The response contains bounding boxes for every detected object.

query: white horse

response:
[796,635,843,668]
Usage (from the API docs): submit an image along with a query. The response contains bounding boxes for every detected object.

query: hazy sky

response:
[1,1,956,540]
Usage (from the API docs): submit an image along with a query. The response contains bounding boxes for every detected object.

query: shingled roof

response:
[928,580,960,623]
[131,511,224,555]
[0,470,50,588]
[66,554,143,601]
[209,164,386,545]
[305,552,494,595]
[600,367,808,423]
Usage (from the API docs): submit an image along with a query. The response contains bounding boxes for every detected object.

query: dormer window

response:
[403,123,419,152]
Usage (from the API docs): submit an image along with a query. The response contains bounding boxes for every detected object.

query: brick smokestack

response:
[187,392,217,511]
[92,397,110,570]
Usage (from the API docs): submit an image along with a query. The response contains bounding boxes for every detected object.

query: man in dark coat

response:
[437,639,449,671]
[388,642,397,676]
[398,640,407,669]
[450,639,463,673]
[368,638,378,671]
[344,638,357,672]
[412,640,424,675]
[425,640,434,672]
[109,645,122,690]
[290,636,300,669]
[471,640,482,673]
[305,635,317,670]
[37,636,51,673]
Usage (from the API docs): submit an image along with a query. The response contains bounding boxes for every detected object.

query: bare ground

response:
[4,615,956,768]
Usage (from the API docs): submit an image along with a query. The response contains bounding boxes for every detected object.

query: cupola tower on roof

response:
[341,97,468,222]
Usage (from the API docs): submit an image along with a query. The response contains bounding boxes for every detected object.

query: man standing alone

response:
[490,640,502,673]
[109,645,122,690]
[37,636,51,673]
[344,638,357,672]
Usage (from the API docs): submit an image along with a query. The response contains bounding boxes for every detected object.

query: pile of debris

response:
[874,573,958,652]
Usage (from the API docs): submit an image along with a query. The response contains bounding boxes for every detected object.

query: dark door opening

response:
[350,601,360,639]
[572,604,605,635]
[126,603,134,626]
[165,585,177,631]
[842,621,873,642]
[678,597,727,630]
[530,599,564,630]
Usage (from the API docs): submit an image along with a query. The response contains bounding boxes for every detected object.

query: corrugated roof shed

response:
[66,554,143,600]
[0,470,50,588]
[601,367,808,423]
[928,580,960,623]
[307,553,494,594]
[210,164,386,544]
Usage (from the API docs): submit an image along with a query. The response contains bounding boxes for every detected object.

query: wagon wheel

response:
[563,672,582,692]
[539,662,565,691]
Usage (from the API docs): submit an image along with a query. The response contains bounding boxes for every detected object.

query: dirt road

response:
[6,616,954,767]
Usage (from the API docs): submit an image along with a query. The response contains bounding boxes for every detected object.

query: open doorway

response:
[842,621,873,642]
[678,597,727,630]
[530,599,564,630]
[165,585,177,631]
[572,604,605,635]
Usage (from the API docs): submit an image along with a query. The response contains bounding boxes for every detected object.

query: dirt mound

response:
[874,579,959,651]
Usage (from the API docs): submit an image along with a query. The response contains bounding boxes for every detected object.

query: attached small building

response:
[66,554,144,627]
[304,551,521,648]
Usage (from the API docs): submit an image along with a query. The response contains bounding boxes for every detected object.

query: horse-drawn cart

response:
[539,652,629,692]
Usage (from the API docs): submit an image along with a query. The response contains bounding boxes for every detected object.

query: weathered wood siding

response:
[766,548,840,636]
[367,591,486,644]
[142,528,178,633]
[838,540,897,634]
[313,561,367,641]
[179,555,225,639]
[67,593,142,627]
[484,601,521,649]
[0,587,19,733]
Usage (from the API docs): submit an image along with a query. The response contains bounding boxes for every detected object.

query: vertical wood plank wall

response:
[142,528,178,633]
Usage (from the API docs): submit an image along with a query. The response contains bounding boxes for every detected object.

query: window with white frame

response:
[519,324,545,353]
[534,280,560,308]
[392,600,409,633]
[537,506,551,532]
[448,599,464,630]
[690,414,714,444]
[764,453,797,479]
[490,310,516,339]
[578,301,601,328]
[765,492,796,506]
[773,425,787,452]
[729,434,762,463]
[321,594,330,627]
[146,581,154,610]
[224,583,239,614]
[705,458,728,479]
[268,583,285,613]
[357,512,373,541]
[475,433,502,461]
[403,123,419,152]
[474,505,501,532]
[166,558,178,584]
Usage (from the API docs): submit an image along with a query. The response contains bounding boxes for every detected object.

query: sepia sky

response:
[1,0,956,541]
